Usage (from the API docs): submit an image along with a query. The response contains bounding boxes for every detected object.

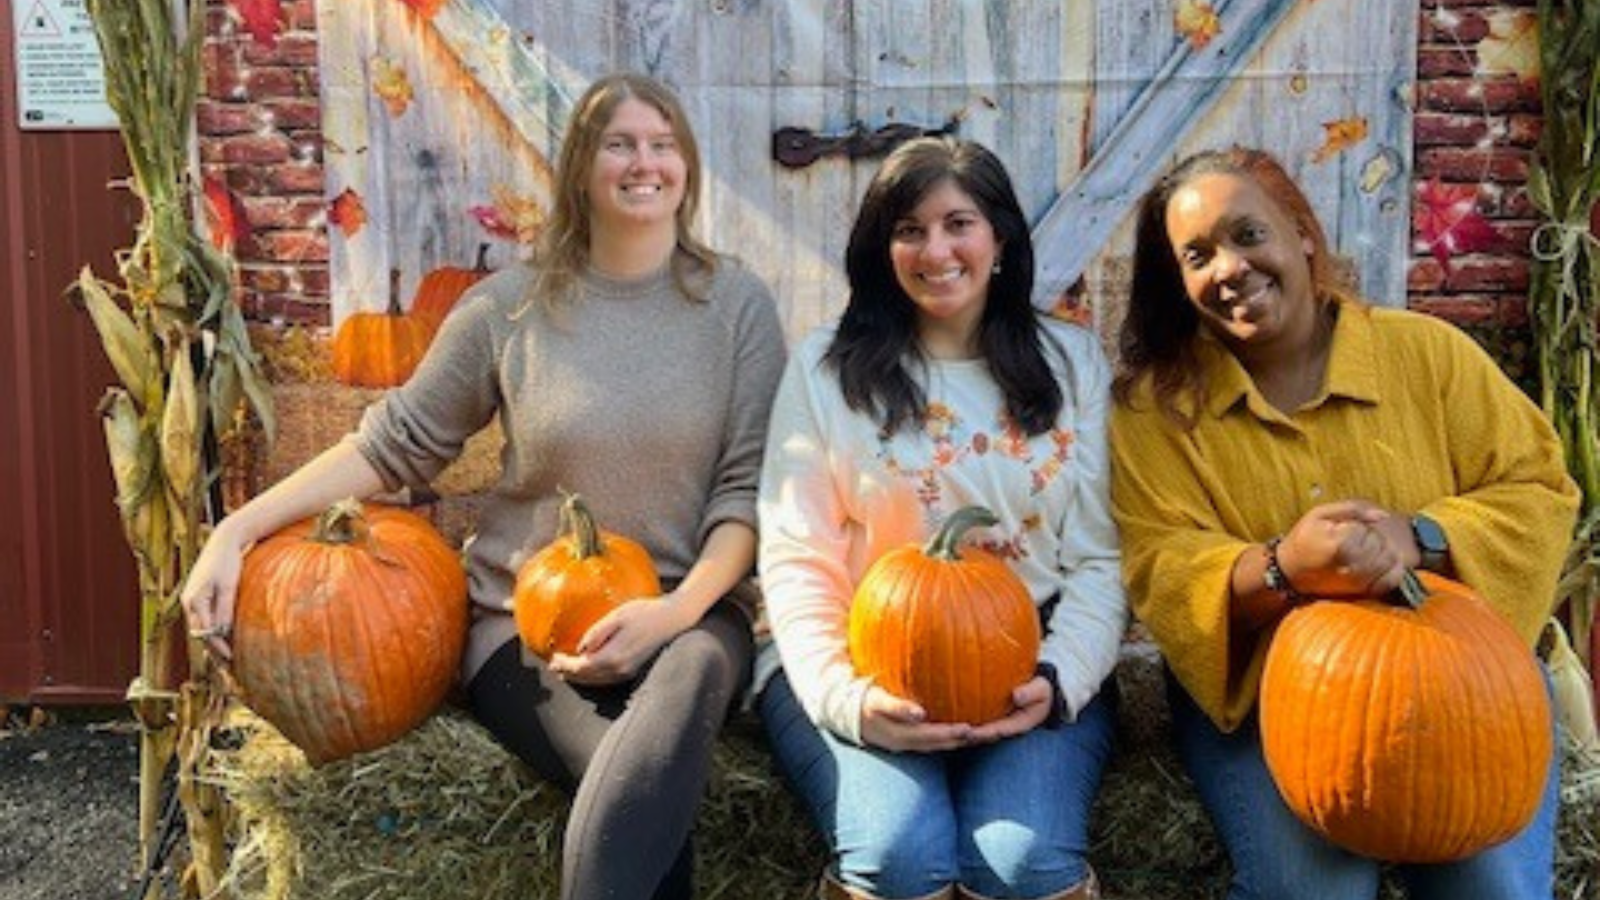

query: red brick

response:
[1416,49,1477,79]
[1417,77,1540,115]
[242,35,321,68]
[253,229,330,263]
[1444,256,1530,291]
[1410,296,1504,325]
[196,101,265,136]
[239,292,333,327]
[241,195,328,229]
[206,133,295,165]
[1414,112,1495,147]
[1415,146,1530,183]
[263,98,322,131]
[284,0,318,31]
[1408,258,1448,292]
[1419,11,1490,42]
[266,163,326,195]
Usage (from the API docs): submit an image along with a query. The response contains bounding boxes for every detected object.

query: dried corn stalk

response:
[81,0,274,895]
[1530,0,1600,679]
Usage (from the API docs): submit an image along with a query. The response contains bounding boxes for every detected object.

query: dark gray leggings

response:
[467,601,753,900]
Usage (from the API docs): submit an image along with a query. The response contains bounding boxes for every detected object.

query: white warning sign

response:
[12,0,118,130]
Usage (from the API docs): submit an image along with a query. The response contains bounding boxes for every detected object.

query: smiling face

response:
[889,178,1000,357]
[1164,172,1321,353]
[585,97,688,239]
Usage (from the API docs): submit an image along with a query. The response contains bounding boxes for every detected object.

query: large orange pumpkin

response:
[411,243,492,329]
[1259,571,1552,863]
[848,505,1041,724]
[331,268,435,388]
[511,493,661,660]
[232,499,468,765]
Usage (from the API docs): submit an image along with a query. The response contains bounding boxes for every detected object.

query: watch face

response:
[1413,515,1448,553]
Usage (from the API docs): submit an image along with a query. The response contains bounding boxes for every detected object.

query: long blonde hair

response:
[527,73,718,309]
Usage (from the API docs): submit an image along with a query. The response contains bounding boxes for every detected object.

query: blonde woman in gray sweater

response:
[180,73,787,900]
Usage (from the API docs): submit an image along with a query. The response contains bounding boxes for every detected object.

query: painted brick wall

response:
[196,0,1544,353]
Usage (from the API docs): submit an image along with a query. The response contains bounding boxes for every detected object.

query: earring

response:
[991,260,1003,275]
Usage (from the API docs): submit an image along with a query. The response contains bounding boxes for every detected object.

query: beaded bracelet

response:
[1263,536,1304,606]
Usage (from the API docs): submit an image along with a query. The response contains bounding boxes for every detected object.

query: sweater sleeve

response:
[1109,397,1259,731]
[701,267,788,544]
[1038,329,1129,719]
[757,340,874,745]
[353,286,504,491]
[1415,324,1579,643]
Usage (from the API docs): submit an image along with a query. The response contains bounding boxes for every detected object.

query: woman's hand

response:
[967,676,1054,744]
[1278,500,1409,599]
[549,595,693,685]
[858,686,974,753]
[179,521,250,661]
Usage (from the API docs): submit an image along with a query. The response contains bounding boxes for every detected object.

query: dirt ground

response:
[0,707,141,900]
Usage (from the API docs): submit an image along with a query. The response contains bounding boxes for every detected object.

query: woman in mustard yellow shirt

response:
[1108,146,1578,900]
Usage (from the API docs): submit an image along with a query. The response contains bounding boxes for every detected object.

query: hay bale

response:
[209,652,1600,900]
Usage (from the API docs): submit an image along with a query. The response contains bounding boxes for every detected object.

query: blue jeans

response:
[1167,669,1560,900]
[759,670,1116,899]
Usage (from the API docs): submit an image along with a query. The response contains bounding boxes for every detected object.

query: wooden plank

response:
[1030,0,1301,308]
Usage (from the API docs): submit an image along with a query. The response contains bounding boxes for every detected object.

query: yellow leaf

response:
[371,56,413,117]
[160,344,201,501]
[1311,116,1368,164]
[1478,11,1540,83]
[1174,0,1221,49]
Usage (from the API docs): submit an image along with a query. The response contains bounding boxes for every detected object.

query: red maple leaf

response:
[202,177,251,252]
[327,188,368,238]
[1414,180,1499,269]
[230,0,283,49]
[397,0,448,19]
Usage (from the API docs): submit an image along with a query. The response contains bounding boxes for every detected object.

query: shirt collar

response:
[1201,302,1382,419]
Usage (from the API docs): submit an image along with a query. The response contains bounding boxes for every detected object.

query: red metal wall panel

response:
[2,7,143,703]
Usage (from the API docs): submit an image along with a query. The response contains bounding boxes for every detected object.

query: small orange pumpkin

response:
[848,505,1041,724]
[411,243,492,329]
[511,493,661,659]
[232,499,468,765]
[331,268,435,388]
[1259,571,1552,863]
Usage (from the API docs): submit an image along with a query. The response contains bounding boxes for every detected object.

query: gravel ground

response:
[0,707,141,900]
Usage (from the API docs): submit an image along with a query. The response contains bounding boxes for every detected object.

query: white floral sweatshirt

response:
[756,318,1127,744]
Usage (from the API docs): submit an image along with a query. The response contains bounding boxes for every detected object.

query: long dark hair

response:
[825,136,1064,436]
[1114,146,1355,426]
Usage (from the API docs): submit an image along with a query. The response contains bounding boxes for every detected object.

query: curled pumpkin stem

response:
[558,492,606,560]
[922,505,999,561]
[312,498,372,547]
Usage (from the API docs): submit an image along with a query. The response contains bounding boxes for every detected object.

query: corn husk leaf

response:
[77,269,158,399]
[161,342,202,500]
[1546,617,1600,751]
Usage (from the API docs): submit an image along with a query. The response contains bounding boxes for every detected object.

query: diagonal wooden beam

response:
[1030,0,1301,308]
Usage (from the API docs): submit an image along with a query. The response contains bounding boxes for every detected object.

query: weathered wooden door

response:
[318,0,1415,342]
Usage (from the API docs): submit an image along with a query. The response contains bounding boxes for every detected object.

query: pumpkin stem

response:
[473,242,491,272]
[1393,570,1428,609]
[558,492,606,560]
[923,505,999,561]
[311,498,372,546]
[385,268,405,316]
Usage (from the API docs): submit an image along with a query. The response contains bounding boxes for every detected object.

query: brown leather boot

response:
[819,870,957,900]
[954,866,1100,900]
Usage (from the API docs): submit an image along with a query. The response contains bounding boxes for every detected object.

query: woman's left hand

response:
[549,596,690,685]
[967,675,1054,743]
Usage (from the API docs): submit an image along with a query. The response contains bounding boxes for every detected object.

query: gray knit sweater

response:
[352,256,787,680]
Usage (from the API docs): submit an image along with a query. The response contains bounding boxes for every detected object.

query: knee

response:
[960,825,1088,899]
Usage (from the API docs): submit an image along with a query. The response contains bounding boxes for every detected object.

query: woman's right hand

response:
[858,685,974,753]
[180,520,250,661]
[1277,500,1408,599]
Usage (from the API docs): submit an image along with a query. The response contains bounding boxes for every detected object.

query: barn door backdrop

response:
[316,0,1416,342]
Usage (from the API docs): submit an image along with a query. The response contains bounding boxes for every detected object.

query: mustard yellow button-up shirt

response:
[1110,303,1578,731]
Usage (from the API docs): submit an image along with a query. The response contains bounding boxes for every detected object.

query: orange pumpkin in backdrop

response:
[511,493,661,660]
[411,243,492,329]
[331,268,434,388]
[848,505,1040,724]
[1259,571,1552,863]
[231,500,468,765]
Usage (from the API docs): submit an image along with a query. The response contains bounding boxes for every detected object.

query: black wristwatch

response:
[1410,514,1450,573]
[1035,662,1067,729]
